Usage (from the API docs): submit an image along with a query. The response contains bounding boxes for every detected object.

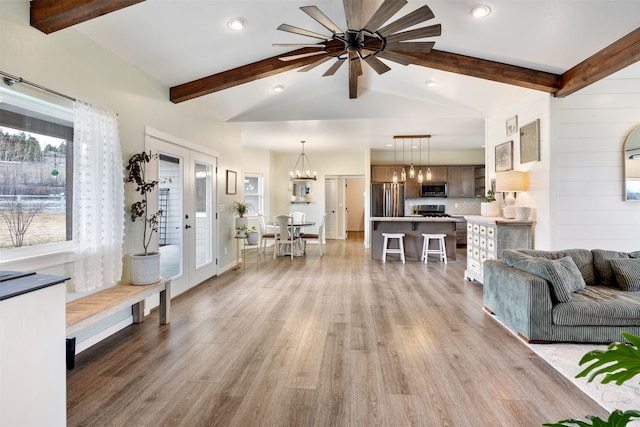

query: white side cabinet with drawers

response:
[463,215,534,284]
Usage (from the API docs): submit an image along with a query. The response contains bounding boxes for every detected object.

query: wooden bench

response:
[65,279,171,369]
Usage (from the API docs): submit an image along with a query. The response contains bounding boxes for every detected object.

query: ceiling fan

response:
[274,0,441,98]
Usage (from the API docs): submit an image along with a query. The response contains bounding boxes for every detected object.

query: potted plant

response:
[126,151,163,285]
[236,224,259,245]
[231,201,252,237]
[480,189,501,217]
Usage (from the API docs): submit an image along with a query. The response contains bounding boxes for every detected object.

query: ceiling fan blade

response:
[363,0,407,32]
[349,52,363,77]
[386,41,435,54]
[343,0,363,30]
[300,6,343,35]
[298,56,333,72]
[277,24,330,41]
[376,50,416,66]
[272,43,325,48]
[279,51,327,62]
[323,58,346,76]
[364,55,392,75]
[377,5,435,37]
[385,24,442,43]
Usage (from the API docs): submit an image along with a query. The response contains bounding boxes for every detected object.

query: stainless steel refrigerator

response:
[371,182,405,217]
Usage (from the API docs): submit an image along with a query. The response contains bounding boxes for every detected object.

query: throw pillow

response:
[592,249,640,287]
[511,256,587,303]
[609,258,640,291]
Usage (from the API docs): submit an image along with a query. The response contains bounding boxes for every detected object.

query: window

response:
[243,173,263,216]
[0,90,73,252]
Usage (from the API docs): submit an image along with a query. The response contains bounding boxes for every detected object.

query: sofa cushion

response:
[609,259,640,291]
[592,249,640,288]
[553,285,640,326]
[510,256,586,303]
[502,249,595,285]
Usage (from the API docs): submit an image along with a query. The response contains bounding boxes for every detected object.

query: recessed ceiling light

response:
[425,80,438,88]
[227,17,246,30]
[470,4,492,18]
[272,85,284,93]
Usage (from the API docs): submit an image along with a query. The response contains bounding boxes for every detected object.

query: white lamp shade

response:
[495,170,528,192]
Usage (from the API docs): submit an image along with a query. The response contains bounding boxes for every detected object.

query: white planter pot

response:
[129,252,161,285]
[480,202,501,217]
[235,217,248,237]
[247,231,259,245]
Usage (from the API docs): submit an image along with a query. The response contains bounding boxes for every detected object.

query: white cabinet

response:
[464,216,534,284]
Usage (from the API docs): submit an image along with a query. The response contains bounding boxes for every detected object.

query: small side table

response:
[235,236,259,270]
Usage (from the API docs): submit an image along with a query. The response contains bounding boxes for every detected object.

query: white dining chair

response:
[290,211,306,233]
[257,213,276,254]
[274,215,299,260]
[301,213,326,256]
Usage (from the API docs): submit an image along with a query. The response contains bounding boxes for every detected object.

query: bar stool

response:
[381,233,405,263]
[421,233,447,264]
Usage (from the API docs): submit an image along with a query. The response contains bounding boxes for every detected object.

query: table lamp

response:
[495,170,528,219]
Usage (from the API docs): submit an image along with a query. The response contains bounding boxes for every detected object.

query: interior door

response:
[325,178,338,239]
[146,135,217,296]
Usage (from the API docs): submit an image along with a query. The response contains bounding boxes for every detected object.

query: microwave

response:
[421,182,448,197]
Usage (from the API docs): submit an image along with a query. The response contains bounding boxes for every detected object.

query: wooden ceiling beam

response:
[410,49,562,93]
[556,26,640,98]
[170,48,322,103]
[30,0,145,34]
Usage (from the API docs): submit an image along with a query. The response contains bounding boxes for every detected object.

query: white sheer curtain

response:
[72,100,124,292]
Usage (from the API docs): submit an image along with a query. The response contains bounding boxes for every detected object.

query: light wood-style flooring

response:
[67,233,607,426]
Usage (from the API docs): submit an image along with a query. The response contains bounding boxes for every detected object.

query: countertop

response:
[463,215,535,225]
[0,271,69,301]
[370,216,464,222]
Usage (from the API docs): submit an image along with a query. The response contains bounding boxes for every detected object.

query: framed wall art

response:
[226,170,237,195]
[520,119,540,163]
[495,141,513,172]
[506,115,518,136]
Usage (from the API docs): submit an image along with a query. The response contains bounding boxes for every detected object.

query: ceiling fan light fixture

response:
[470,5,492,18]
[227,17,247,31]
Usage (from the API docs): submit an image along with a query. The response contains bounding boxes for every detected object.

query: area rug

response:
[488,313,640,417]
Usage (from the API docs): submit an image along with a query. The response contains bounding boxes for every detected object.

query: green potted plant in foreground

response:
[543,331,640,427]
[126,151,164,285]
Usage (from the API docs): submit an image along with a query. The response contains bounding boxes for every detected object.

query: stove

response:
[416,204,451,217]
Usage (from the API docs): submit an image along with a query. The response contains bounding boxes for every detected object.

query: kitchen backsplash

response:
[406,197,482,216]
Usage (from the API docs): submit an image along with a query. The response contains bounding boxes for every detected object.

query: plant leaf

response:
[543,410,640,427]
[576,332,640,386]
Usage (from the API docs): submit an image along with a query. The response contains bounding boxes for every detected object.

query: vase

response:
[480,201,501,217]
[129,252,161,285]
[516,207,531,220]
[247,231,259,245]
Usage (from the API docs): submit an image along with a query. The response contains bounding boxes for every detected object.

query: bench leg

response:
[159,281,170,325]
[66,337,76,370]
[132,300,144,323]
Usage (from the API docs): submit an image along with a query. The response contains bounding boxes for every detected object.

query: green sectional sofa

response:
[483,248,640,343]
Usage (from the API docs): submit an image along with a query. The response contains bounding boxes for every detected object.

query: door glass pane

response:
[194,161,212,269]
[159,154,182,279]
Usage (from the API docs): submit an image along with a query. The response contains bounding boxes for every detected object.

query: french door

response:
[146,130,218,296]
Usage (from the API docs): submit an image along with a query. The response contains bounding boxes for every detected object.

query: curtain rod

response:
[1,70,76,102]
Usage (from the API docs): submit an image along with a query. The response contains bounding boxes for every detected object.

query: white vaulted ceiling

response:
[68,0,640,153]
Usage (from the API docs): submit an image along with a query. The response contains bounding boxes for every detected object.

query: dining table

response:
[267,220,316,256]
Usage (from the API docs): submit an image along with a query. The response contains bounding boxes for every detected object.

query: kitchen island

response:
[370,216,463,261]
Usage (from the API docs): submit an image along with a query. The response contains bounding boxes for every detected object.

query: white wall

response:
[486,71,640,251]
[553,74,640,250]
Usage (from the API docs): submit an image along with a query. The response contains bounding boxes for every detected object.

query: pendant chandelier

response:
[401,137,407,182]
[418,137,424,183]
[409,138,415,179]
[289,140,317,180]
[393,135,431,182]
[392,138,398,184]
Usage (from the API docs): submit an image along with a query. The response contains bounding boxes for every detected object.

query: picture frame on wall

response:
[495,141,513,172]
[226,170,237,195]
[520,119,540,163]
[506,115,518,136]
